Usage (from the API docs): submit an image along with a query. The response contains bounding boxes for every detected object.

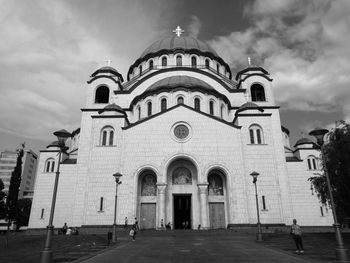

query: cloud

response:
[187,15,202,38]
[209,0,350,122]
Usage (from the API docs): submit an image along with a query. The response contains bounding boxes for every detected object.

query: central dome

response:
[140,36,218,57]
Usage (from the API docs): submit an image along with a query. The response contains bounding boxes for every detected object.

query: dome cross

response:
[173,26,184,37]
[105,59,112,66]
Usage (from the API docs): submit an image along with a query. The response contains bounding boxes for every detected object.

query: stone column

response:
[198,183,209,229]
[157,183,167,229]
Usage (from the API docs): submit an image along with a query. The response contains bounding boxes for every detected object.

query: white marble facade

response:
[28,32,333,230]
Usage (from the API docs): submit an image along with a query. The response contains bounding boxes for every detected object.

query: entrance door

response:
[209,203,225,229]
[173,195,191,229]
[140,203,156,229]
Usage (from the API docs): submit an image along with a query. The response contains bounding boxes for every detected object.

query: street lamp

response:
[250,171,263,242]
[40,129,71,263]
[112,172,122,243]
[309,127,348,262]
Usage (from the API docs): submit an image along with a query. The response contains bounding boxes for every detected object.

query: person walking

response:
[62,222,68,235]
[290,219,304,253]
[131,220,139,241]
[124,217,128,229]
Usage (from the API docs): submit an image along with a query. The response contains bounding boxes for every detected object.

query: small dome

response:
[98,103,125,114]
[294,137,315,148]
[147,76,214,92]
[90,66,124,82]
[46,141,60,149]
[239,102,260,109]
[140,36,218,58]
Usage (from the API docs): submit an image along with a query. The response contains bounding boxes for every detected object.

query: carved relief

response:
[141,174,157,196]
[172,167,192,185]
[208,174,224,195]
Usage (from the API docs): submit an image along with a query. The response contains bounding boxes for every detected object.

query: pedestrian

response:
[124,217,128,229]
[290,219,304,253]
[130,221,139,241]
[62,222,68,235]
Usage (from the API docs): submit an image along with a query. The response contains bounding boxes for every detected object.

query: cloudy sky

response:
[0,0,349,153]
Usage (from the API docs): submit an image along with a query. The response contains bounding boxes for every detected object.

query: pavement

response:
[79,230,314,263]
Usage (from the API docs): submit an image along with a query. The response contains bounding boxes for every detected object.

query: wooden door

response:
[209,203,225,229]
[140,203,156,229]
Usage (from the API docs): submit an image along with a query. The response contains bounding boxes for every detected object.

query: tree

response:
[0,178,6,219]
[15,198,32,228]
[309,122,350,223]
[6,143,25,222]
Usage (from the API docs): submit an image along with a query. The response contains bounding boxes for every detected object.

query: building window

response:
[45,159,55,173]
[95,85,109,104]
[138,106,141,120]
[209,101,214,115]
[176,55,182,66]
[149,60,153,69]
[191,56,197,67]
[208,173,224,195]
[162,57,167,67]
[177,97,184,104]
[194,98,200,111]
[262,195,267,210]
[216,64,220,74]
[220,104,224,118]
[40,208,44,219]
[99,197,104,212]
[307,156,318,170]
[147,102,152,116]
[161,98,167,112]
[101,126,114,146]
[320,206,324,216]
[141,173,157,196]
[251,84,266,101]
[139,65,142,75]
[249,124,264,144]
[205,59,210,69]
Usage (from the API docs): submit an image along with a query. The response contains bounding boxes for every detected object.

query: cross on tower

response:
[248,57,251,66]
[173,26,184,37]
[105,59,112,66]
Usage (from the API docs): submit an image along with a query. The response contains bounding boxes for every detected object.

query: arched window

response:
[307,156,319,170]
[191,57,197,67]
[138,106,141,120]
[147,101,152,116]
[161,98,167,112]
[95,85,109,104]
[220,104,225,118]
[173,167,192,185]
[251,84,266,101]
[177,97,184,104]
[216,64,220,74]
[101,126,114,146]
[194,98,200,111]
[141,173,157,196]
[249,124,264,144]
[176,55,182,66]
[162,57,167,67]
[208,172,224,195]
[45,158,55,173]
[139,65,142,75]
[205,59,210,69]
[149,60,154,69]
[209,101,214,115]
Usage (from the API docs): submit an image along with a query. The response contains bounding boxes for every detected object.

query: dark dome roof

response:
[98,103,125,114]
[90,66,124,82]
[46,141,60,148]
[294,137,315,147]
[147,76,214,92]
[141,36,218,57]
[239,102,260,109]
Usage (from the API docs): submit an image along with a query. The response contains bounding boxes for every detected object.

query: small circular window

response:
[174,124,189,139]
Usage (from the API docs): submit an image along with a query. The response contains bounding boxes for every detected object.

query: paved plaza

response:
[80,230,329,263]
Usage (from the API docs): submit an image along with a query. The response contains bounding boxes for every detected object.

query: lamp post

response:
[40,129,71,263]
[309,128,348,262]
[250,171,263,242]
[112,172,122,243]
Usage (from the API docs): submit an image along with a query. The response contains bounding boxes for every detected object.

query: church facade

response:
[28,29,332,230]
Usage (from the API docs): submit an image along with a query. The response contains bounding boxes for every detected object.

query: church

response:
[28,27,332,230]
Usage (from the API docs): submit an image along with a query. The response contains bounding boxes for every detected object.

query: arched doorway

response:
[138,170,157,229]
[208,169,227,229]
[166,158,199,229]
